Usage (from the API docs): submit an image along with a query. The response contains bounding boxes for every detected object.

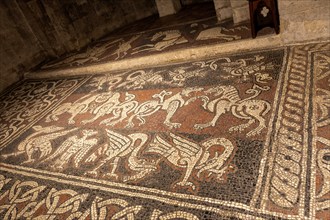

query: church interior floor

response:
[0,40,329,219]
[38,2,275,72]
[0,2,330,220]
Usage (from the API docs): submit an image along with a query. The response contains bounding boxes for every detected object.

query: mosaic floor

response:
[0,42,330,219]
[40,14,253,71]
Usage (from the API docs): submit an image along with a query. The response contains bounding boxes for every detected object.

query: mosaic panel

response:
[0,77,90,149]
[1,43,329,219]
[40,17,251,70]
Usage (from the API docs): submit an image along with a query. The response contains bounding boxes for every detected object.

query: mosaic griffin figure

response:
[147,133,235,190]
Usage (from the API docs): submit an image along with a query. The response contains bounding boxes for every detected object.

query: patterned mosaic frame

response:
[0,42,329,219]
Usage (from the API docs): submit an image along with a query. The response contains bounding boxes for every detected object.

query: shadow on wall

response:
[0,0,157,93]
[181,0,213,6]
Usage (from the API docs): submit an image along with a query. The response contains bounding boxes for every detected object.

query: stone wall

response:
[181,0,213,6]
[278,0,330,43]
[213,0,249,23]
[156,0,182,17]
[0,1,43,92]
[230,0,249,24]
[0,0,157,93]
[1,0,329,93]
[213,0,232,22]
[213,0,329,43]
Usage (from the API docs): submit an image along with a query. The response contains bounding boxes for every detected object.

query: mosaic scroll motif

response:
[82,53,275,92]
[0,78,87,149]
[260,43,330,218]
[0,174,199,219]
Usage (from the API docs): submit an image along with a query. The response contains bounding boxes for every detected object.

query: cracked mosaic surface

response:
[0,42,329,219]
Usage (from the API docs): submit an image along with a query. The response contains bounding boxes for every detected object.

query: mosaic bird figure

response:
[1,125,78,164]
[85,129,156,181]
[44,129,98,170]
[147,133,235,191]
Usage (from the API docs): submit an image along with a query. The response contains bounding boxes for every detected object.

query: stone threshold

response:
[24,35,329,80]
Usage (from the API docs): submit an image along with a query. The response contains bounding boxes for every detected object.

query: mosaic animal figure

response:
[46,93,113,124]
[168,68,207,86]
[88,74,123,91]
[147,133,235,190]
[194,85,271,137]
[196,27,241,41]
[44,129,98,170]
[42,39,122,68]
[123,88,203,129]
[1,125,78,164]
[42,52,96,69]
[125,90,172,128]
[85,130,156,181]
[132,30,188,54]
[111,35,141,60]
[81,92,121,124]
[83,92,138,126]
[221,57,274,83]
[116,70,164,90]
[160,87,204,129]
[100,93,139,126]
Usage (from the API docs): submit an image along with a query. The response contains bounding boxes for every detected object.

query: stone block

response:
[230,0,248,8]
[232,4,249,23]
[213,0,233,22]
[278,0,330,43]
[156,0,182,17]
